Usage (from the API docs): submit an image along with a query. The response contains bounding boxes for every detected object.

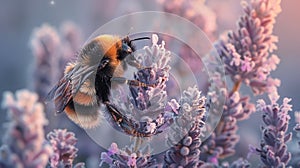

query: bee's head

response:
[89,35,150,62]
[117,36,134,60]
[117,36,150,60]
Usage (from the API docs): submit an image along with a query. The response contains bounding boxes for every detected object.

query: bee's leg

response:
[104,101,151,137]
[125,54,143,69]
[111,77,156,87]
[103,101,124,124]
[125,54,153,70]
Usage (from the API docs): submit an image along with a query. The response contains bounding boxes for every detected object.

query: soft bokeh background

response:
[0,0,299,166]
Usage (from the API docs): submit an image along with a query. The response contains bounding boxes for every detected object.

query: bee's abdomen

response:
[64,78,101,128]
[73,79,97,106]
[65,100,100,129]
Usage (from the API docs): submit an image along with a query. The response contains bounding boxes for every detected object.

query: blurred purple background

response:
[0,0,299,166]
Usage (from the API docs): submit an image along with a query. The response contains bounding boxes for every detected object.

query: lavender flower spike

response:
[216,0,282,95]
[293,111,300,167]
[110,34,172,136]
[30,22,82,100]
[99,142,159,167]
[30,24,61,99]
[221,158,250,168]
[253,92,292,167]
[164,85,206,167]
[157,0,217,38]
[47,129,85,168]
[200,72,255,160]
[0,90,52,168]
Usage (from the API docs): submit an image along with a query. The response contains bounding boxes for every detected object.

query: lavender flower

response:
[164,86,206,167]
[250,92,292,167]
[157,0,216,74]
[47,129,85,168]
[60,22,82,53]
[129,34,171,115]
[294,111,300,130]
[0,90,52,168]
[221,158,250,168]
[30,22,82,99]
[30,24,61,99]
[59,22,82,77]
[99,142,159,168]
[106,35,207,166]
[157,0,216,37]
[294,111,300,145]
[200,0,283,163]
[293,111,300,167]
[216,0,282,95]
[109,34,172,136]
[201,72,255,161]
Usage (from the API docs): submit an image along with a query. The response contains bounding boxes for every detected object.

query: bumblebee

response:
[47,34,156,136]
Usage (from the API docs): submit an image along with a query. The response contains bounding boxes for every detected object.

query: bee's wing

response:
[46,63,98,113]
[46,76,73,113]
[70,64,98,95]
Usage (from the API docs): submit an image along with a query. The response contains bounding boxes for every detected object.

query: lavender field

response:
[0,0,300,167]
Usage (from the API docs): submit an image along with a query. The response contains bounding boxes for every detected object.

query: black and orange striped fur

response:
[47,35,151,131]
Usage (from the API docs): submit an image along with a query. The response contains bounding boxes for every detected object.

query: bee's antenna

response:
[130,37,150,42]
[127,27,133,36]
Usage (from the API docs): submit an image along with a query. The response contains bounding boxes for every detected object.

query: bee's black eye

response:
[117,42,132,60]
[122,43,132,54]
